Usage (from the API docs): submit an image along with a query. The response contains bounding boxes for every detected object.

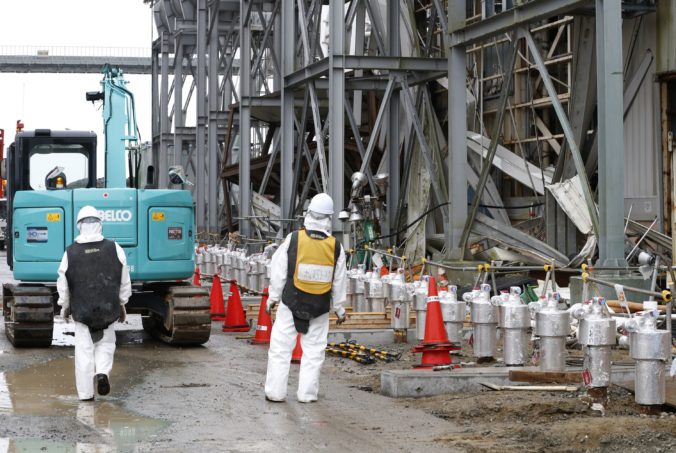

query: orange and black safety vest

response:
[282,229,341,318]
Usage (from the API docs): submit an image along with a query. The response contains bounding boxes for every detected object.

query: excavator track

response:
[3,285,54,347]
[143,285,211,346]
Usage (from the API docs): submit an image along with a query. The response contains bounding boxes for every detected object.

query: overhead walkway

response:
[0,46,151,74]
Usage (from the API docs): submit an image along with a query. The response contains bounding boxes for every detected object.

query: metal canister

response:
[364,269,386,312]
[629,304,670,406]
[535,292,570,372]
[237,251,248,285]
[203,248,215,276]
[469,284,498,359]
[575,297,616,388]
[440,285,465,345]
[389,270,410,330]
[352,265,367,312]
[498,287,530,366]
[195,249,205,275]
[246,257,259,291]
[413,276,430,341]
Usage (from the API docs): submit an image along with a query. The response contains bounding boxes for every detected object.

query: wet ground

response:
[1,252,675,452]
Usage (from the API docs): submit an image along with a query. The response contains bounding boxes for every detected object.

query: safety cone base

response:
[411,341,458,368]
[222,324,250,332]
[211,314,226,321]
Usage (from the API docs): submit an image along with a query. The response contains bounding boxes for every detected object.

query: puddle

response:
[53,315,147,347]
[0,357,166,452]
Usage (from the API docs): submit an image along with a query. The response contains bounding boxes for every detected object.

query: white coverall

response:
[56,221,132,400]
[264,214,346,402]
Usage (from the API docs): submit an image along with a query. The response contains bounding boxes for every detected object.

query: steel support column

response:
[596,0,626,266]
[280,0,295,230]
[239,0,252,237]
[329,0,345,236]
[387,0,400,238]
[159,34,170,189]
[173,40,184,181]
[196,0,208,232]
[447,0,467,259]
[208,6,220,234]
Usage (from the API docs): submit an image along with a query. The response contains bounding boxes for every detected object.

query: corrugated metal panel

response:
[623,13,660,220]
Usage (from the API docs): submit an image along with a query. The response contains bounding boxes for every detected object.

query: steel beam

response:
[595,0,626,266]
[447,0,467,259]
[450,0,591,47]
[238,0,252,237]
[196,0,208,232]
[208,4,220,233]
[280,0,294,229]
[523,28,600,236]
[329,0,345,235]
[387,0,401,238]
[458,40,518,255]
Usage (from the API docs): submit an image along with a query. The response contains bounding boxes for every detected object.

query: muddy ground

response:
[332,341,676,452]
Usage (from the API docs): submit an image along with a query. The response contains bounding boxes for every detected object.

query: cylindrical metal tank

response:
[389,269,410,330]
[413,276,430,341]
[498,287,530,366]
[468,284,498,360]
[352,265,367,312]
[629,304,670,406]
[364,269,387,312]
[535,292,570,372]
[440,285,465,345]
[575,297,616,388]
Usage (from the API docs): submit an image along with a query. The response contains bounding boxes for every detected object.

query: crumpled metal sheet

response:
[472,212,569,266]
[546,175,593,235]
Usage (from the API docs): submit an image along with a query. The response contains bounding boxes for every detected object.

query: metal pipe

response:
[582,274,671,301]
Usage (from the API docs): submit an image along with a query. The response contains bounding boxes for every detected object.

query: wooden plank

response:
[509,370,583,384]
[614,380,676,409]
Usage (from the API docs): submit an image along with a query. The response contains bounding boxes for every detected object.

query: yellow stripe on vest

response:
[293,229,336,295]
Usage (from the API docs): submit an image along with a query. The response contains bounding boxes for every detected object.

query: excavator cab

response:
[3,130,97,268]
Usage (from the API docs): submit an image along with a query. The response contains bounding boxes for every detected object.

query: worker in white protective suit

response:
[57,205,132,401]
[264,193,347,403]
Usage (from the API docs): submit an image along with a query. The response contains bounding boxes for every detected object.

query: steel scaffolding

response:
[148,0,664,267]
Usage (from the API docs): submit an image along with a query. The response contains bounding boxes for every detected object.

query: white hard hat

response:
[76,205,102,223]
[307,193,334,215]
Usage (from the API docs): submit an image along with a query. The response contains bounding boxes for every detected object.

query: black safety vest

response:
[282,229,341,320]
[65,239,122,331]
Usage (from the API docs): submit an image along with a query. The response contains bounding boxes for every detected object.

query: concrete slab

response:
[381,365,637,398]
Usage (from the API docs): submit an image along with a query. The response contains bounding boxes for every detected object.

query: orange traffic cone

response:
[411,277,458,368]
[251,288,272,345]
[291,333,303,363]
[209,275,226,321]
[380,266,390,277]
[193,267,201,286]
[222,282,250,332]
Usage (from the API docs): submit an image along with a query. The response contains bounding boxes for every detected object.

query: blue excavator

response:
[2,65,211,347]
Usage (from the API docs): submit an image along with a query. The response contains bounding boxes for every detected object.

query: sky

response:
[0,0,154,169]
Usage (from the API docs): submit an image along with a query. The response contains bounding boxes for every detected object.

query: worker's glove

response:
[266,298,279,315]
[60,306,71,323]
[335,307,346,325]
[118,305,126,323]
